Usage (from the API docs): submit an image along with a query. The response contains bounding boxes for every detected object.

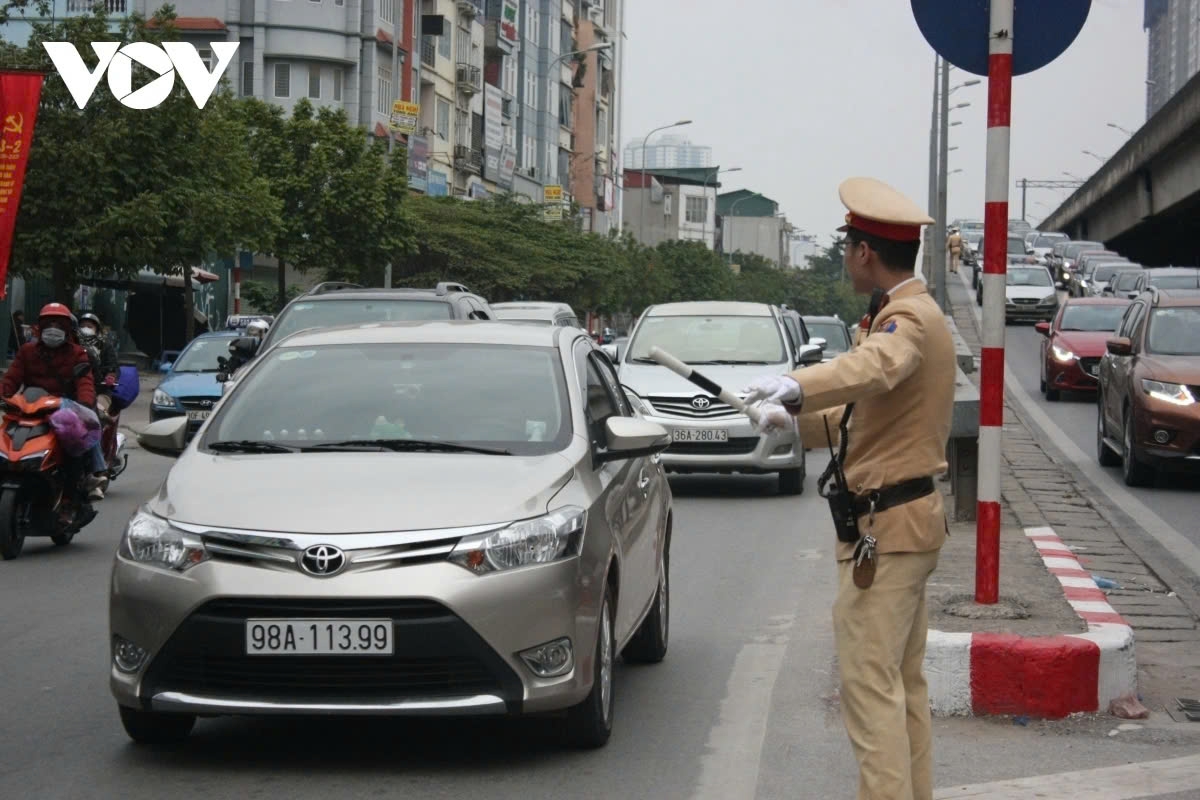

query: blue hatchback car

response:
[150,331,241,436]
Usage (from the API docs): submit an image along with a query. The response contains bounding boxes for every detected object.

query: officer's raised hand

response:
[743,374,803,406]
[751,403,793,435]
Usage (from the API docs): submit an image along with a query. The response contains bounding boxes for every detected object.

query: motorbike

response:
[0,388,99,560]
[100,408,128,481]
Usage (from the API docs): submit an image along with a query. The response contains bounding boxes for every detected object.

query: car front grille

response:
[1011,298,1039,305]
[648,395,740,419]
[177,396,217,411]
[140,598,522,704]
[667,437,759,456]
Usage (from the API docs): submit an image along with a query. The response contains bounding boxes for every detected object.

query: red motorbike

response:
[0,388,98,560]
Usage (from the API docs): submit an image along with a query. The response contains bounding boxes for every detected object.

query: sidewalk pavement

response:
[921,267,1200,720]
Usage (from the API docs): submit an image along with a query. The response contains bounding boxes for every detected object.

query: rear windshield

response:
[1034,234,1066,248]
[805,321,852,355]
[266,298,453,346]
[1065,243,1102,258]
[1007,268,1053,287]
[1092,266,1126,282]
[1149,274,1200,289]
[1007,237,1027,255]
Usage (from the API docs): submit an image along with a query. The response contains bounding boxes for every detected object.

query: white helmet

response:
[246,319,270,338]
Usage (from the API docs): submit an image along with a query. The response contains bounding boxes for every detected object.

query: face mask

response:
[40,328,66,348]
[79,326,97,337]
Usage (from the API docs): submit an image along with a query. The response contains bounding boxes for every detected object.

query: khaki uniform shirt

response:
[786,280,955,561]
[948,233,963,254]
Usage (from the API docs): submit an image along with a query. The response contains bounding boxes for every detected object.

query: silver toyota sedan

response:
[113,322,674,749]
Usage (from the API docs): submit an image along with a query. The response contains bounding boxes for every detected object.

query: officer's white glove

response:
[743,375,802,406]
[752,403,794,436]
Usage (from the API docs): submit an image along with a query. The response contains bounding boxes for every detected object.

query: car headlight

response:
[152,389,176,407]
[449,507,586,574]
[623,389,653,416]
[1039,294,1057,305]
[1079,279,1088,287]
[1141,380,1197,406]
[119,508,209,571]
[1051,345,1076,363]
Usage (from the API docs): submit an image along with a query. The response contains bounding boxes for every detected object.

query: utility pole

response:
[383,0,401,289]
[1015,179,1083,226]
[934,56,949,311]
[925,54,939,283]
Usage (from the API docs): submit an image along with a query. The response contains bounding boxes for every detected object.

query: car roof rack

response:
[435,282,470,296]
[306,281,363,296]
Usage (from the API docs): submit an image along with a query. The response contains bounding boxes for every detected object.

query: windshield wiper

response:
[208,440,297,454]
[629,356,658,364]
[687,359,771,365]
[303,438,513,455]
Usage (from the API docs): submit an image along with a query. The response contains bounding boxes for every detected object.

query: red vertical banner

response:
[0,71,45,300]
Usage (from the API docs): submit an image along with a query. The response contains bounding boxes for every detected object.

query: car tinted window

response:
[805,321,852,354]
[584,358,618,447]
[267,299,452,345]
[627,315,786,364]
[1058,304,1128,332]
[781,316,802,352]
[1034,234,1066,248]
[592,353,631,417]
[206,343,570,455]
[1007,237,1027,254]
[171,338,233,372]
[1146,307,1200,355]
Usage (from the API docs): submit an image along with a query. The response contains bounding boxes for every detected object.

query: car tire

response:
[118,704,195,745]
[566,588,615,749]
[0,490,24,561]
[623,537,669,664]
[1096,393,1121,467]
[1121,408,1155,487]
[778,468,804,496]
[1044,380,1060,402]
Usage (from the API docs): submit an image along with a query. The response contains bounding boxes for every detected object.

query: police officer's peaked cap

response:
[837,177,935,242]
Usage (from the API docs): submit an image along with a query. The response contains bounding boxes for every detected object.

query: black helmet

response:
[79,312,101,328]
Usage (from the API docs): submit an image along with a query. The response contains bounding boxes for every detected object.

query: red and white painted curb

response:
[924,526,1137,718]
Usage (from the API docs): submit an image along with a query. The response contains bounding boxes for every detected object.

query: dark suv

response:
[1116,267,1200,300]
[224,281,494,378]
[1096,287,1200,485]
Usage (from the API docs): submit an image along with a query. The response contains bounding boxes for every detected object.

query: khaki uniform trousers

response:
[833,548,940,800]
[949,251,960,273]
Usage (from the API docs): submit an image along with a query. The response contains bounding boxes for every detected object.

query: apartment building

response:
[621,167,721,249]
[716,189,791,268]
[566,0,621,234]
[624,134,712,170]
[1144,0,1200,118]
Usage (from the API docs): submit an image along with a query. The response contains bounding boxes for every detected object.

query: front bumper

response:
[110,550,599,717]
[1132,401,1200,471]
[639,409,803,473]
[1045,355,1102,392]
[1006,303,1057,322]
[149,405,208,437]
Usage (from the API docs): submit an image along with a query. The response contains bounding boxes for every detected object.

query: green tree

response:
[0,0,49,25]
[240,280,301,313]
[806,237,846,280]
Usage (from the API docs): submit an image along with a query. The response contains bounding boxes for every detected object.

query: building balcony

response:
[454,144,483,174]
[485,21,515,56]
[456,63,482,95]
[67,0,126,12]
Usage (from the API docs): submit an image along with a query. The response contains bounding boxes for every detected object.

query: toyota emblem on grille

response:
[691,396,712,410]
[301,545,347,577]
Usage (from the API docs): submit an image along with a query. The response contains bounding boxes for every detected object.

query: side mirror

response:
[1034,322,1051,337]
[137,416,188,457]
[809,337,827,349]
[1106,336,1133,356]
[595,416,670,463]
[1126,291,1138,300]
[796,343,824,366]
[215,372,228,383]
[158,362,172,373]
[600,343,618,362]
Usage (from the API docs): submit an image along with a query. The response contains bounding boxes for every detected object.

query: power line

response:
[1015,178,1084,221]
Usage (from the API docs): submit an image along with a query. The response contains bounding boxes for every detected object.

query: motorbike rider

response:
[221,317,270,377]
[1,303,99,501]
[78,312,120,499]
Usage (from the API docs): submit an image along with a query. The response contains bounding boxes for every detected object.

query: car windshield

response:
[205,343,571,455]
[1034,235,1066,248]
[1146,308,1200,356]
[1058,304,1128,332]
[1006,268,1052,287]
[1007,238,1027,255]
[1092,266,1128,282]
[1150,274,1200,289]
[266,298,454,346]
[805,321,851,355]
[966,233,982,245]
[171,338,232,372]
[1066,243,1102,259]
[627,315,785,364]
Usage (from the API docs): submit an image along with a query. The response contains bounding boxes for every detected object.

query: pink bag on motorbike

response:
[49,398,101,456]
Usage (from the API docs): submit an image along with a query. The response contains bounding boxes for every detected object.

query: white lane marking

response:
[691,616,795,800]
[1034,541,1074,552]
[1068,600,1118,613]
[1058,576,1099,588]
[933,752,1200,799]
[1043,556,1085,570]
[955,270,1200,580]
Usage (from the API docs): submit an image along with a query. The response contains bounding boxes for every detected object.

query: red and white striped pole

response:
[977,0,1013,605]
[233,263,241,315]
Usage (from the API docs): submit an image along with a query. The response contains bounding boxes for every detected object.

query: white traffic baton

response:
[646,346,764,425]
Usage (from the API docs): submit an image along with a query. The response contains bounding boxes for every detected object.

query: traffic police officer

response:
[948,227,963,273]
[745,177,955,800]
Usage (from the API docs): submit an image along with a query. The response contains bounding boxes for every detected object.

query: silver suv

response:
[610,301,821,495]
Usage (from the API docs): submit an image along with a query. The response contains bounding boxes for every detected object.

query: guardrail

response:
[946,317,976,375]
[946,312,980,522]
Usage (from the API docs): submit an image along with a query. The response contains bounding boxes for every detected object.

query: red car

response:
[1036,297,1131,400]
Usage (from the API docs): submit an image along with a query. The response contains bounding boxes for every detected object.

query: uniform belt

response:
[851,477,935,518]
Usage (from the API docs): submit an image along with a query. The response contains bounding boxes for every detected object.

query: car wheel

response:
[1096,392,1121,467]
[566,587,615,749]
[1044,374,1060,402]
[778,468,804,495]
[1121,408,1155,487]
[118,704,195,745]
[623,537,669,664]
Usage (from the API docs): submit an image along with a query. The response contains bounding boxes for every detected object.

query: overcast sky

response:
[622,0,1145,246]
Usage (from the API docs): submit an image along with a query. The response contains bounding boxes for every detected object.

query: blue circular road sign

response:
[911,0,1092,77]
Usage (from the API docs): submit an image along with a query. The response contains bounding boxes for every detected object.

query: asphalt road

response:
[2,448,1200,799]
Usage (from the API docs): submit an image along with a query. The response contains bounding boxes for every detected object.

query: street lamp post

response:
[1082,149,1107,163]
[701,166,740,250]
[1106,122,1134,137]
[934,60,976,311]
[637,119,693,244]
